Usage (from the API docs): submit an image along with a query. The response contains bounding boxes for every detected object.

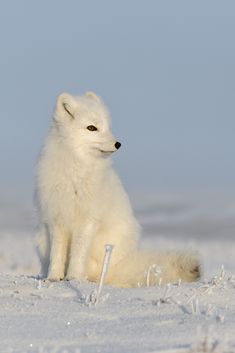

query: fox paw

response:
[47,269,65,282]
[47,276,64,282]
[65,272,86,282]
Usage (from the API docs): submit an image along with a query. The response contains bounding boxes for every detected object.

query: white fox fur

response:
[35,91,200,287]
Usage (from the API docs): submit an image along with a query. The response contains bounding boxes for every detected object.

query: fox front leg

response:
[66,222,98,281]
[47,225,69,281]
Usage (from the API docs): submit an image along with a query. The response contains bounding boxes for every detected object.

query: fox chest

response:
[49,176,102,228]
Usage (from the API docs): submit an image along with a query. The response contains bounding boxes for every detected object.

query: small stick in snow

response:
[95,244,114,304]
[86,244,114,306]
[190,298,200,315]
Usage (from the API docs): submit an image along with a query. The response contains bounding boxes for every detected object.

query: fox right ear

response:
[85,91,102,103]
[54,93,76,122]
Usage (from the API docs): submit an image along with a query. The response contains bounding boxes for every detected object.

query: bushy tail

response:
[105,251,200,288]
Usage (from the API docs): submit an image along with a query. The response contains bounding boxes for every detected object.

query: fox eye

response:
[87,125,98,131]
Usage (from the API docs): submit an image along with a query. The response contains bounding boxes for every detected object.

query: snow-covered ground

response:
[0,192,235,353]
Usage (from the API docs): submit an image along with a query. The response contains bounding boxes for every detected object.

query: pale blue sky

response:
[0,0,234,204]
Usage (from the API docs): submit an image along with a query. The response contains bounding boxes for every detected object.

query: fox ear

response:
[85,91,102,103]
[54,92,76,122]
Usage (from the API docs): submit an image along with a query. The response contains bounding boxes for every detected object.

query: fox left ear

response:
[85,91,102,103]
[54,92,76,122]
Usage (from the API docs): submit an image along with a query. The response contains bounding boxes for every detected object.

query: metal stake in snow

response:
[94,244,113,305]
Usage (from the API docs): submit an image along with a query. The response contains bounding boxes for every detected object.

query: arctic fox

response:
[36,91,200,287]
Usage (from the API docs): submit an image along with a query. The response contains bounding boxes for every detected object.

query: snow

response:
[0,194,235,353]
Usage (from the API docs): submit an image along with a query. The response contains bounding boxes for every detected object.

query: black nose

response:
[115,141,121,150]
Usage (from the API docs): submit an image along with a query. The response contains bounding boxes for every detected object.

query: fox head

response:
[53,91,121,160]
